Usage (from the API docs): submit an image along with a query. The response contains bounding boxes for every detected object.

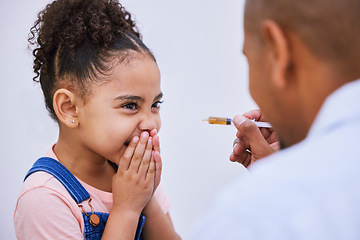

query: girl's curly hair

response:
[29,0,155,120]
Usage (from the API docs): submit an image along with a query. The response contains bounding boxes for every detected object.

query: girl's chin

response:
[108,147,127,165]
[107,158,119,165]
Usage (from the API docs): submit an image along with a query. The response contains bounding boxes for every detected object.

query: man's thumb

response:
[233,115,274,158]
[233,115,261,142]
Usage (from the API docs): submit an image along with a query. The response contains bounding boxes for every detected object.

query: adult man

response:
[190,0,360,239]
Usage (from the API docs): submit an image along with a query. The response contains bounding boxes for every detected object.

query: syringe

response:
[203,116,272,128]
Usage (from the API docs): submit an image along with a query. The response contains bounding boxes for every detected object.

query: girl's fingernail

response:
[141,132,148,138]
[148,137,152,144]
[133,136,139,143]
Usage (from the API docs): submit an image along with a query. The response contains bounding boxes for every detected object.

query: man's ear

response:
[261,20,291,89]
[53,89,79,128]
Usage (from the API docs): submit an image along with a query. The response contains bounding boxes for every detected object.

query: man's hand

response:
[230,110,280,168]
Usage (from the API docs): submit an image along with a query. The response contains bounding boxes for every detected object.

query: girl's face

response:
[76,54,162,164]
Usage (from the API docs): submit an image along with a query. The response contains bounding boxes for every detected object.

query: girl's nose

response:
[139,114,157,132]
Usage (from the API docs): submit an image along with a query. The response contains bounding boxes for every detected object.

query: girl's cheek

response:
[156,118,161,132]
[109,147,126,165]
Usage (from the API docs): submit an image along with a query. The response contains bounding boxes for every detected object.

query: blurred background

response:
[0,0,257,238]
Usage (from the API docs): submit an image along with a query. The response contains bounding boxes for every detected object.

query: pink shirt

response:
[14,147,170,240]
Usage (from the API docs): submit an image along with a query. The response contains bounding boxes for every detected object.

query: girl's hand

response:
[150,129,162,192]
[112,131,156,214]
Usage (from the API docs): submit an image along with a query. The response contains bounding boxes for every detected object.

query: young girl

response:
[14,0,181,239]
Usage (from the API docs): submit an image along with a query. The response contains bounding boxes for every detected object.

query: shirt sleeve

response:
[14,186,84,240]
[154,183,171,214]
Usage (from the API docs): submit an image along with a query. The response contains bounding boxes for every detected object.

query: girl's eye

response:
[122,102,138,110]
[152,100,164,109]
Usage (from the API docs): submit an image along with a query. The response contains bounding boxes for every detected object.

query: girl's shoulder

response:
[15,171,80,213]
[14,171,85,239]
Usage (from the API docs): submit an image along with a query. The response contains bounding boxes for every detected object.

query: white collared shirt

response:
[189,79,360,240]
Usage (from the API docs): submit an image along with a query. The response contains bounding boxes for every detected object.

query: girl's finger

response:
[152,134,160,153]
[153,151,162,189]
[150,128,157,137]
[146,154,156,181]
[128,131,149,173]
[138,137,153,176]
[118,136,139,172]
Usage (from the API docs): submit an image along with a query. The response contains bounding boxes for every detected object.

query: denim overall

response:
[24,157,145,240]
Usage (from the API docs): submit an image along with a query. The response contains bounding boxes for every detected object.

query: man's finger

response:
[233,115,274,159]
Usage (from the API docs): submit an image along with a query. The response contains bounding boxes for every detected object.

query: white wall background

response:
[0,0,257,239]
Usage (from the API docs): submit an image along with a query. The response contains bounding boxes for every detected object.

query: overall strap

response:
[24,157,90,204]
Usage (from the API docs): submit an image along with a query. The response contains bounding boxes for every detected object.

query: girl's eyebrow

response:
[154,92,163,101]
[114,95,144,102]
[114,92,163,102]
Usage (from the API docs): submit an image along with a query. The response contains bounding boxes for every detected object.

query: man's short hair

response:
[245,0,360,74]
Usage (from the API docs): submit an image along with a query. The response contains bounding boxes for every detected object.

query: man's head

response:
[243,0,360,148]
